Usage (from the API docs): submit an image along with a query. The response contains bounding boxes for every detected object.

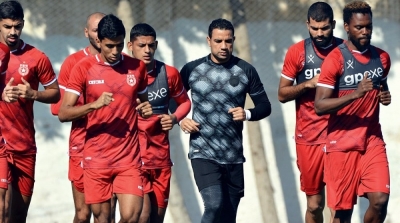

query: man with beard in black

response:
[278,2,342,223]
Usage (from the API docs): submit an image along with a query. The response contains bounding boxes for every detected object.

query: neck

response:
[88,45,100,55]
[146,60,155,73]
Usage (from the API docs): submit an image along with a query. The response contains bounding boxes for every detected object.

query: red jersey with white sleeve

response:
[51,47,91,157]
[0,42,10,155]
[66,54,147,169]
[0,41,57,154]
[0,42,10,91]
[317,44,390,152]
[139,61,190,169]
[281,38,342,144]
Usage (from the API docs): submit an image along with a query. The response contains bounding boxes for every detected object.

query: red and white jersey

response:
[139,61,190,169]
[0,42,10,155]
[317,44,390,152]
[51,47,91,157]
[281,38,342,144]
[0,41,57,154]
[66,54,147,169]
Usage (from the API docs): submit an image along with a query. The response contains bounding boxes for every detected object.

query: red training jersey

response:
[51,47,91,157]
[0,41,57,154]
[0,42,10,154]
[317,45,390,152]
[281,39,342,144]
[139,61,190,169]
[66,54,147,169]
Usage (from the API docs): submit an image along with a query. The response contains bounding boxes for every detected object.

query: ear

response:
[95,38,101,46]
[155,40,158,50]
[344,22,349,33]
[332,20,336,29]
[84,27,89,38]
[127,41,133,51]
[207,36,211,47]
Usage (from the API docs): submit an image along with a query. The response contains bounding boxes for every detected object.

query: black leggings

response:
[200,184,241,223]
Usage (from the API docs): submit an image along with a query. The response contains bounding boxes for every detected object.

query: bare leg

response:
[90,200,111,223]
[71,183,91,223]
[116,193,143,223]
[110,193,117,223]
[364,192,389,223]
[332,209,353,223]
[305,190,325,223]
[139,193,151,223]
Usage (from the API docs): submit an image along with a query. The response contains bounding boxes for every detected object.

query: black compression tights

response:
[200,184,241,223]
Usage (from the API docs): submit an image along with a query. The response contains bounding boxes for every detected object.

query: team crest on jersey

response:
[18,63,29,76]
[127,74,136,86]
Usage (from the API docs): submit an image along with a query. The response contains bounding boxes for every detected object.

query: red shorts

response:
[142,167,171,208]
[325,145,390,210]
[84,166,143,204]
[6,154,36,196]
[68,156,84,193]
[296,143,325,195]
[0,155,9,189]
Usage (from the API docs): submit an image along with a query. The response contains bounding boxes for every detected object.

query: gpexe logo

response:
[344,68,383,85]
[149,88,167,101]
[304,68,320,80]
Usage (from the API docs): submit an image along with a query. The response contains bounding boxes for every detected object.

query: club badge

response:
[18,63,29,76]
[127,74,136,86]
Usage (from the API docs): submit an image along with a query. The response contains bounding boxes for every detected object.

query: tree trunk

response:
[229,0,279,222]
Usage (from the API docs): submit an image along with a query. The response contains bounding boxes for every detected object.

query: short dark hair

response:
[343,1,372,24]
[0,0,24,21]
[208,18,234,37]
[307,2,334,23]
[130,23,156,41]
[97,14,125,41]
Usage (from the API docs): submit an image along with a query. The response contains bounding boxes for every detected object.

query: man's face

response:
[127,35,157,66]
[0,18,24,50]
[85,17,103,52]
[97,35,124,64]
[345,13,372,51]
[207,29,235,64]
[307,18,335,48]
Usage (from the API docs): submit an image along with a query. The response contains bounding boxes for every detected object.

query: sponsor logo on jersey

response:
[304,68,320,79]
[18,62,29,76]
[127,74,136,86]
[138,185,143,190]
[88,80,104,85]
[149,87,167,101]
[343,68,383,86]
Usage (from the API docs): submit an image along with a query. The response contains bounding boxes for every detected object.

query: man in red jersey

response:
[59,14,152,223]
[0,1,60,222]
[50,12,105,223]
[0,42,10,222]
[127,23,191,223]
[278,2,342,223]
[315,1,391,223]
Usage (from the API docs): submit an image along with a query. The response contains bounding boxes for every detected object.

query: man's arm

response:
[278,74,319,103]
[17,78,60,103]
[314,74,373,115]
[58,91,114,122]
[378,79,391,106]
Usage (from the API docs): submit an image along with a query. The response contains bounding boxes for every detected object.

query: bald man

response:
[50,12,105,223]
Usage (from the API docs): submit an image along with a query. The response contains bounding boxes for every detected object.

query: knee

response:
[307,200,324,215]
[75,210,91,223]
[204,198,223,213]
[370,193,389,211]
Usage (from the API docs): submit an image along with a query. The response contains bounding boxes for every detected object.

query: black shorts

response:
[191,158,244,197]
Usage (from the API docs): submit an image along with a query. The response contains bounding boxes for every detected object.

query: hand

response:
[92,92,114,109]
[180,118,200,134]
[136,100,152,118]
[354,73,373,99]
[158,114,177,131]
[377,85,391,105]
[305,74,320,88]
[228,107,246,121]
[2,78,19,102]
[17,77,37,100]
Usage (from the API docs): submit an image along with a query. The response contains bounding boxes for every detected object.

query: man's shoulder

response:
[232,55,256,72]
[156,60,179,74]
[183,56,207,69]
